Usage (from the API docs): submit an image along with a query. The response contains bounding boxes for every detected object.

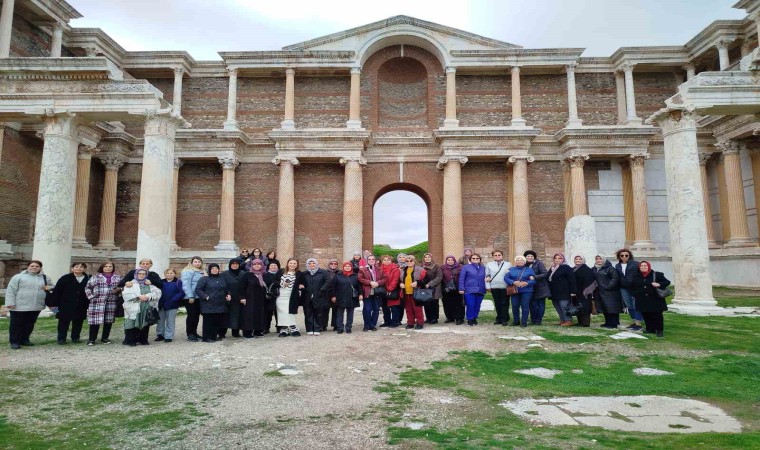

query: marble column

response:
[341,157,366,261]
[172,67,184,115]
[71,145,96,249]
[0,0,14,58]
[215,156,239,251]
[509,155,533,256]
[273,156,298,258]
[565,63,582,127]
[562,161,573,222]
[717,140,755,247]
[716,40,731,71]
[568,154,589,216]
[698,153,720,248]
[281,68,296,130]
[136,113,181,274]
[653,109,716,312]
[621,63,641,125]
[443,66,459,128]
[95,155,125,250]
[223,67,239,130]
[741,40,752,58]
[32,113,79,281]
[438,156,467,258]
[619,159,635,246]
[169,158,183,251]
[511,66,526,127]
[684,63,696,80]
[347,67,362,129]
[753,12,760,42]
[751,146,760,240]
[50,22,63,57]
[629,154,657,251]
[615,71,627,125]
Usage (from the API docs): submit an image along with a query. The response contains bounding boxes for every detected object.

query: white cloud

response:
[374,191,428,248]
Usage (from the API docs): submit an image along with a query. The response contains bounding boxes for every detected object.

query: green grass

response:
[373,241,429,261]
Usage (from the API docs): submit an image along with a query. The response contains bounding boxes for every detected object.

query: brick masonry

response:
[0,128,42,244]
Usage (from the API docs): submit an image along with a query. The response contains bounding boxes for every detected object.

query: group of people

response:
[4,246,671,349]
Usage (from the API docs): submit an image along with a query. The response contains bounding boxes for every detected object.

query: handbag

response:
[413,288,434,302]
[265,283,280,301]
[563,302,584,317]
[145,306,160,326]
[443,279,456,293]
[506,267,527,296]
[654,273,673,299]
[385,287,400,300]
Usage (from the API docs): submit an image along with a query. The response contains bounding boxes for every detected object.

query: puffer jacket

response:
[504,266,536,294]
[5,270,49,311]
[181,268,205,299]
[195,275,229,314]
[458,263,486,295]
[528,259,551,299]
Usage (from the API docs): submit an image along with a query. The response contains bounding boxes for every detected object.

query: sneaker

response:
[279,331,289,338]
[165,339,173,343]
[630,325,643,332]
[202,339,215,343]
[560,321,573,327]
[100,338,112,344]
[291,330,301,337]
[467,320,474,326]
[455,320,464,325]
[10,343,21,350]
[379,323,389,328]
[363,327,369,332]
[307,331,314,336]
[154,335,165,342]
[626,324,637,330]
[414,324,423,330]
[187,335,199,342]
[337,330,344,334]
[87,341,95,346]
[71,339,81,344]
[346,330,352,334]
[370,327,378,331]
[473,320,479,325]
[57,340,66,345]
[314,331,321,336]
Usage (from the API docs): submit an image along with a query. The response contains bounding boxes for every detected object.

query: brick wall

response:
[527,161,566,259]
[462,162,509,254]
[114,163,142,250]
[457,75,511,127]
[238,77,285,137]
[295,76,349,128]
[9,13,74,57]
[175,162,222,249]
[85,162,105,245]
[233,163,279,253]
[634,72,676,120]
[293,163,344,261]
[576,73,617,126]
[0,129,42,244]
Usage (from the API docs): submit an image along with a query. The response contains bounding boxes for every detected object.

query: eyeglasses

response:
[329,262,338,265]
[620,254,630,257]
[471,258,481,261]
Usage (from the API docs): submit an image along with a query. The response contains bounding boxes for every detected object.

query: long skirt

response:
[276,286,297,327]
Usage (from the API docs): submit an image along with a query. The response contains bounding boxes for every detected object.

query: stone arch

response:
[357,30,449,68]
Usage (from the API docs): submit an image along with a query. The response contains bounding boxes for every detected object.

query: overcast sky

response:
[68,0,745,247]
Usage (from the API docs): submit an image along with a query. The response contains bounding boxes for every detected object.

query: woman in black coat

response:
[329,261,363,334]
[239,259,269,338]
[263,261,281,333]
[221,258,246,337]
[49,262,90,344]
[572,255,595,327]
[546,254,577,326]
[194,263,230,342]
[630,261,671,337]
[591,256,624,329]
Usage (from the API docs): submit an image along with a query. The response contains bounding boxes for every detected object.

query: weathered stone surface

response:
[564,215,598,265]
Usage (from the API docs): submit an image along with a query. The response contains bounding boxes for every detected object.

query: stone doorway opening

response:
[372,185,430,255]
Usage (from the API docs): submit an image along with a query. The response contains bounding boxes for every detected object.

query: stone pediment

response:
[284,15,520,65]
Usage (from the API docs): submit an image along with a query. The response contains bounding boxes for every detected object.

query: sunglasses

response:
[620,254,630,257]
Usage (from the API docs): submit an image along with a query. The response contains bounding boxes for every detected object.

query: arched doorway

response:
[373,189,429,257]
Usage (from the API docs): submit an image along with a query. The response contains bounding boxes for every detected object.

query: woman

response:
[330,261,363,334]
[49,262,90,345]
[573,255,595,327]
[441,255,464,325]
[379,255,402,327]
[630,261,671,337]
[525,250,550,325]
[240,259,269,338]
[396,253,408,325]
[221,258,246,337]
[251,248,263,262]
[6,260,50,349]
[420,253,443,325]
[194,263,231,343]
[458,248,473,265]
[358,255,386,331]
[85,261,122,345]
[547,253,576,326]
[264,261,282,332]
[592,255,624,329]
[118,258,164,289]
[400,254,425,330]
[321,259,340,331]
[181,256,205,342]
[485,249,510,325]
[277,258,303,337]
[350,251,363,274]
[238,248,251,270]
[504,256,536,327]
[302,258,330,335]
[458,253,486,326]
[156,268,183,343]
[121,268,161,346]
[264,251,280,270]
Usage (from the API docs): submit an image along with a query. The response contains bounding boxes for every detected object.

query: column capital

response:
[42,111,77,136]
[218,155,240,169]
[436,155,468,169]
[350,66,362,74]
[339,156,367,166]
[77,145,97,159]
[567,154,589,168]
[683,62,695,72]
[564,63,577,73]
[715,139,741,155]
[508,155,534,164]
[618,158,630,169]
[173,67,185,78]
[698,152,713,165]
[511,65,520,74]
[99,154,126,171]
[227,66,238,76]
[445,66,457,74]
[654,109,698,136]
[629,153,649,167]
[174,157,184,169]
[285,67,296,76]
[715,38,733,50]
[620,62,635,73]
[272,156,299,166]
[144,111,183,137]
[83,45,99,57]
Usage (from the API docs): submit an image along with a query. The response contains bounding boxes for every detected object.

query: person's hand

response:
[411,281,417,288]
[240,299,247,305]
[651,282,660,288]
[485,276,492,282]
[138,295,148,302]
[42,285,52,292]
[6,305,14,309]
[125,281,133,288]
[145,280,151,286]
[458,290,464,295]
[298,284,305,289]
[188,298,195,304]
[359,296,363,301]
[226,294,231,301]
[399,283,405,289]
[331,297,336,303]
[370,281,379,288]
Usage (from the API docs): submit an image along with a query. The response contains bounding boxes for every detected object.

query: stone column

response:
[223,67,239,130]
[619,159,635,246]
[615,71,627,125]
[32,113,79,281]
[95,155,125,249]
[169,158,183,251]
[273,156,299,258]
[741,40,752,58]
[71,145,96,249]
[568,154,589,216]
[281,68,296,130]
[511,66,526,127]
[215,156,239,251]
[717,140,755,247]
[621,63,641,125]
[136,113,181,274]
[437,156,467,257]
[347,67,362,129]
[562,161,573,222]
[653,109,716,312]
[443,66,459,128]
[684,63,696,80]
[565,63,582,127]
[751,145,760,240]
[509,155,533,256]
[629,154,657,251]
[0,0,14,58]
[716,40,731,71]
[341,157,366,260]
[50,22,63,58]
[698,153,720,248]
[172,67,184,115]
[753,12,760,42]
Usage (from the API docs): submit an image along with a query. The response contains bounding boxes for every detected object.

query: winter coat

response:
[458,263,487,295]
[351,259,362,274]
[615,259,640,289]
[504,266,536,294]
[195,275,229,314]
[400,265,425,295]
[118,269,163,289]
[181,268,205,299]
[419,263,443,299]
[330,272,362,308]
[159,278,184,310]
[547,264,577,301]
[380,263,402,306]
[284,271,305,315]
[573,264,595,313]
[301,269,330,309]
[592,261,624,314]
[631,271,671,313]
[263,271,282,311]
[485,260,511,290]
[528,259,551,300]
[358,264,388,298]
[441,265,462,295]
[121,283,161,320]
[5,270,49,311]
[48,273,90,321]
[239,272,269,332]
[221,269,246,328]
[85,273,122,325]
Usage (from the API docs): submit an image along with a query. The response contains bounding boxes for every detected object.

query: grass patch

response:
[373,241,429,261]
[264,370,285,377]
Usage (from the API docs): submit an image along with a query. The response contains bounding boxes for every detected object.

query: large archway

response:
[373,188,429,255]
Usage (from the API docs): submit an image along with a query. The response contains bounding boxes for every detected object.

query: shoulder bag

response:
[654,273,673,299]
[413,288,434,302]
[506,267,527,296]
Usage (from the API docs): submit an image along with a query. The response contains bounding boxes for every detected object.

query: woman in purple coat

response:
[458,253,487,326]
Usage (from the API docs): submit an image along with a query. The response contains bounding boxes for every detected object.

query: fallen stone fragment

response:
[633,368,674,376]
[610,331,647,340]
[513,368,563,379]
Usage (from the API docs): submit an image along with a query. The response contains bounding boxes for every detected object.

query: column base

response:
[346,119,364,130]
[71,239,92,249]
[723,237,758,248]
[169,241,182,251]
[565,118,583,128]
[442,118,459,128]
[630,240,658,252]
[510,118,527,127]
[223,119,239,131]
[626,117,643,126]
[668,299,743,317]
[708,240,722,249]
[280,120,296,130]
[214,241,239,252]
[94,243,120,251]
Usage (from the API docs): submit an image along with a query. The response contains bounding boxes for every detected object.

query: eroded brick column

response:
[169,158,183,250]
[717,140,755,247]
[281,68,296,130]
[71,145,96,248]
[568,154,589,216]
[223,67,239,130]
[511,66,526,127]
[347,67,362,129]
[341,157,366,260]
[95,155,125,250]
[698,153,719,248]
[621,63,641,125]
[443,66,459,128]
[629,154,657,251]
[274,156,299,258]
[565,63,582,127]
[215,156,239,251]
[438,155,467,257]
[509,155,533,256]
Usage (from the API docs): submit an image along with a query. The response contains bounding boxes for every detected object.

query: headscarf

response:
[207,263,220,277]
[228,258,242,275]
[443,255,459,269]
[396,253,407,269]
[327,258,339,274]
[249,259,265,284]
[422,253,437,270]
[594,255,605,269]
[549,253,565,282]
[639,260,652,279]
[267,259,280,274]
[306,258,319,275]
[341,261,354,277]
[134,268,149,287]
[573,255,586,271]
[463,247,473,263]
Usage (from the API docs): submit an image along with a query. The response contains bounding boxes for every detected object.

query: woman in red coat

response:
[378,255,402,327]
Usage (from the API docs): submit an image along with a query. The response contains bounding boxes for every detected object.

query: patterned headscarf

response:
[306,258,319,275]
[249,259,265,284]
[134,268,149,287]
